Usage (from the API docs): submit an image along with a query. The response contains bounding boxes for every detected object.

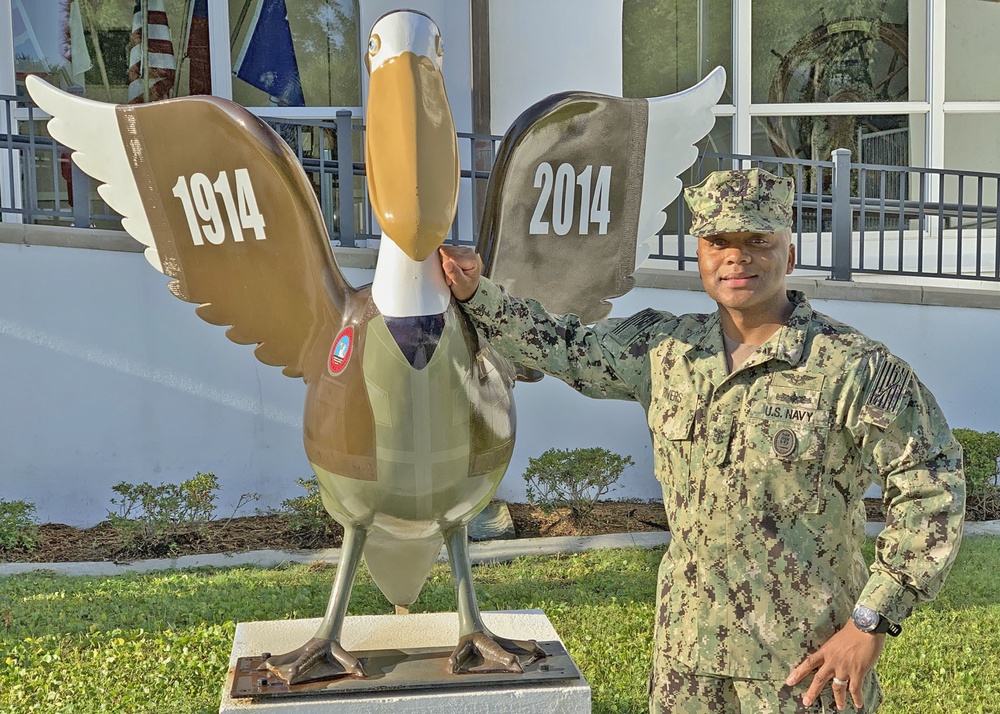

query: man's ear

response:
[786,240,796,275]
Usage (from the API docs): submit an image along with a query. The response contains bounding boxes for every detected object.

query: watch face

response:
[853,605,880,632]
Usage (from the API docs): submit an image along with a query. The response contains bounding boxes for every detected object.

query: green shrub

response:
[108,472,258,556]
[953,428,1000,521]
[0,499,38,552]
[276,476,338,547]
[523,447,634,521]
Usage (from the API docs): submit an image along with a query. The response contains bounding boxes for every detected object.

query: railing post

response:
[335,109,355,247]
[71,162,90,228]
[830,147,853,281]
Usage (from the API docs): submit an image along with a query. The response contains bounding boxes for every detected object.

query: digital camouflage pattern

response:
[460,280,965,709]
[684,168,795,238]
[650,666,878,713]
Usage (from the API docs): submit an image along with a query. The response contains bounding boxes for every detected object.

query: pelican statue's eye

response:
[368,35,381,55]
[435,35,444,57]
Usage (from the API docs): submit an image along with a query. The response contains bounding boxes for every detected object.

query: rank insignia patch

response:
[772,428,798,458]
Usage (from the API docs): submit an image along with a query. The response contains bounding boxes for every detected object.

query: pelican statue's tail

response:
[364,531,444,606]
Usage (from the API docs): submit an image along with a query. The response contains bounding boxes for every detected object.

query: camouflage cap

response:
[683,168,795,238]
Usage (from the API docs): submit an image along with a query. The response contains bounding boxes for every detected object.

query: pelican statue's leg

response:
[260,525,369,684]
[445,525,546,673]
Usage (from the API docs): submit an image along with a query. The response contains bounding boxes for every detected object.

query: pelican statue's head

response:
[364,10,459,263]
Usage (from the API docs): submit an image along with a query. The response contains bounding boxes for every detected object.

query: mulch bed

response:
[0,498,935,565]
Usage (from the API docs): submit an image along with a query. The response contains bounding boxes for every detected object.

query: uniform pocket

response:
[743,406,831,514]
[649,390,696,506]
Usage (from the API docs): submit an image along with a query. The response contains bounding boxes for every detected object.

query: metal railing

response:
[649,149,1000,282]
[3,91,1000,283]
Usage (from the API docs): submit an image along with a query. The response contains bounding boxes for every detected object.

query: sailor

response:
[440,167,965,713]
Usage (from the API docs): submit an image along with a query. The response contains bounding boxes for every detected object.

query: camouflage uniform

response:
[458,169,965,713]
[686,168,796,238]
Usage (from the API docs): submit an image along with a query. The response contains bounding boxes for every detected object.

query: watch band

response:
[873,617,903,637]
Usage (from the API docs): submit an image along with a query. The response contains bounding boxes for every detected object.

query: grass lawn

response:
[0,538,997,713]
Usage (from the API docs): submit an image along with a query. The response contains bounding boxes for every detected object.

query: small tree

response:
[0,499,38,553]
[523,447,633,522]
[108,472,259,556]
[276,476,339,547]
[953,428,1000,521]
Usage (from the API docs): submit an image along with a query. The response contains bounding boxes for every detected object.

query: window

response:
[753,113,918,166]
[751,0,914,104]
[228,0,360,108]
[622,0,733,103]
[750,1,916,165]
[13,0,212,103]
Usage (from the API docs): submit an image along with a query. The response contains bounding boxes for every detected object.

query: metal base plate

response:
[230,640,580,700]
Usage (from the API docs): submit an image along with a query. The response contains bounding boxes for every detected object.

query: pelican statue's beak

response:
[365,11,459,263]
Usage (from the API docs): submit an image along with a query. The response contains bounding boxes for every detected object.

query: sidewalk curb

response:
[2,521,995,577]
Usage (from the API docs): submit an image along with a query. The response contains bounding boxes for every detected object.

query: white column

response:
[0,1,14,96]
[927,0,945,171]
[489,0,622,135]
[207,0,234,100]
[733,0,752,158]
[925,0,945,238]
[0,0,19,224]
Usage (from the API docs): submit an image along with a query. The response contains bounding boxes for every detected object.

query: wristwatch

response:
[852,604,902,637]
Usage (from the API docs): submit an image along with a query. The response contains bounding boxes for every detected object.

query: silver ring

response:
[832,677,849,687]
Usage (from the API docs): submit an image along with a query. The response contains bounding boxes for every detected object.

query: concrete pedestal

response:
[219,610,591,713]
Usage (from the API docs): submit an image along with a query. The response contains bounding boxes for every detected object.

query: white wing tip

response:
[25,75,97,116]
[24,74,51,97]
[144,246,164,273]
[647,66,727,106]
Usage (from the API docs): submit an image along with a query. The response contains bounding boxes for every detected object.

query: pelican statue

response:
[26,8,724,685]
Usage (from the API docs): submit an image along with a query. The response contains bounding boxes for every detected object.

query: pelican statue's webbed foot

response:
[259,525,369,684]
[444,526,546,674]
[259,636,365,683]
[448,629,545,674]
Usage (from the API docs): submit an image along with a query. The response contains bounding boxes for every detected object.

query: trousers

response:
[649,667,882,714]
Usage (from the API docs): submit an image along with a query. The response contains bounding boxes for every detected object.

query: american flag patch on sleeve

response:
[607,307,661,346]
[864,355,913,416]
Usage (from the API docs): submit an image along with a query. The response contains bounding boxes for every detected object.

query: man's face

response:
[697,230,795,316]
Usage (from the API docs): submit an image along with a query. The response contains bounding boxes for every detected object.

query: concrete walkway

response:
[2,521,997,578]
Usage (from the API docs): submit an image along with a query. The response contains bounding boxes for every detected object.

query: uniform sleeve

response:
[851,353,966,625]
[459,277,656,406]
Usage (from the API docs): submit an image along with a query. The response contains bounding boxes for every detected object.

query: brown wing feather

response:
[116,97,353,380]
[478,71,724,324]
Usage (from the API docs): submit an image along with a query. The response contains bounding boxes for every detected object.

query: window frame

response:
[722,0,1000,175]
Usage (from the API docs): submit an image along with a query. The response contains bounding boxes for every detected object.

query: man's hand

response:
[439,246,483,302]
[786,620,885,711]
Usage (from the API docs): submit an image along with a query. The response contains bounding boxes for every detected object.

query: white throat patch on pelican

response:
[371,237,451,317]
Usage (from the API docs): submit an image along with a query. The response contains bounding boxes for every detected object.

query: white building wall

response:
[1,241,995,526]
[940,0,1000,202]
[945,0,1000,102]
[488,0,624,135]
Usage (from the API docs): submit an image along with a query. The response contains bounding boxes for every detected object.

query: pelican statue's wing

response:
[477,67,725,324]
[26,76,355,380]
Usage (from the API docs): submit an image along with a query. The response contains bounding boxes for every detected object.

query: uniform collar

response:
[684,291,813,386]
[765,291,812,367]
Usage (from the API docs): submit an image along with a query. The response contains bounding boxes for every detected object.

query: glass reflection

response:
[229,0,361,108]
[752,1,911,104]
[13,0,211,103]
[622,0,733,102]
